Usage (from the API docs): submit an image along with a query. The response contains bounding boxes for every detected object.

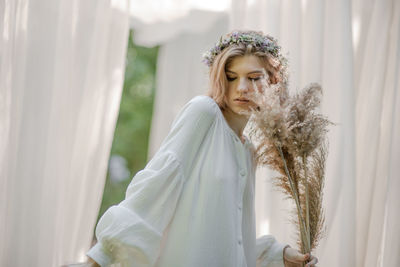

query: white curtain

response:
[0,0,130,266]
[138,0,400,266]
[353,0,400,266]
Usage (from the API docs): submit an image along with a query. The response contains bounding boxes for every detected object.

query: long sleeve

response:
[157,95,217,177]
[86,96,217,267]
[256,235,288,267]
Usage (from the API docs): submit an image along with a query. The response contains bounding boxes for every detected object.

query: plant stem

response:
[277,145,310,254]
[303,155,311,253]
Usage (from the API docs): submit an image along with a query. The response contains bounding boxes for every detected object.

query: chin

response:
[232,106,251,117]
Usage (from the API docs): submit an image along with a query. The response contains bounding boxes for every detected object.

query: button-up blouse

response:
[86,95,287,267]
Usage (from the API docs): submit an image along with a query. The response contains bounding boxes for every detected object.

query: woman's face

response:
[224,55,265,116]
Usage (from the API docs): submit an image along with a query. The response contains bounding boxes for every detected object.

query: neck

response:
[222,107,249,139]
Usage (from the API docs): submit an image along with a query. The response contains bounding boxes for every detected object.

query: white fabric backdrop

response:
[353,0,400,266]
[139,0,400,266]
[1,0,398,266]
[0,0,130,266]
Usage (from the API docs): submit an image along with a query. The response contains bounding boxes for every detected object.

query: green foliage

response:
[96,30,159,224]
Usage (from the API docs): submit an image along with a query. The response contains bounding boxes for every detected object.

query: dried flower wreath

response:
[201,30,288,70]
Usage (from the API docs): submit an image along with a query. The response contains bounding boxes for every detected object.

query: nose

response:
[237,77,251,93]
[237,78,258,95]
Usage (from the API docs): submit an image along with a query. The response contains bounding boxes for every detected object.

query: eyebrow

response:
[226,70,264,75]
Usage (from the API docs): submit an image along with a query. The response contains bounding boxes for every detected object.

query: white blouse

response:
[87,95,288,267]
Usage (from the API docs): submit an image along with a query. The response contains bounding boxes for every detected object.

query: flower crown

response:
[201,30,283,67]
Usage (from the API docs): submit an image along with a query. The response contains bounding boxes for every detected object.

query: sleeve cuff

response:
[256,235,288,267]
[271,241,288,266]
[86,242,113,267]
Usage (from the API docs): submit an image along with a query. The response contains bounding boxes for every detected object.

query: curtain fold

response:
[128,0,231,47]
[354,0,400,266]
[0,0,130,266]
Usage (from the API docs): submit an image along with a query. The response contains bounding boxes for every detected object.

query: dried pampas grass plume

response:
[247,77,334,263]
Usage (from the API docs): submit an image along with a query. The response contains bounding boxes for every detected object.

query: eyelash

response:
[227,77,260,82]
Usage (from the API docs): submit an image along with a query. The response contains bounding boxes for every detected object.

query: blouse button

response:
[238,239,242,245]
[239,169,246,176]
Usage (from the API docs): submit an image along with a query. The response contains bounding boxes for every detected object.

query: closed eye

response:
[226,77,260,82]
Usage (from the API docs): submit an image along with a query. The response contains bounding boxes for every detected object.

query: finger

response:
[300,252,310,261]
[291,252,309,263]
[305,256,318,266]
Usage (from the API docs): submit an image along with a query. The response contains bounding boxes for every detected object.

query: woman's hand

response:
[61,258,100,267]
[86,257,100,267]
[283,246,318,267]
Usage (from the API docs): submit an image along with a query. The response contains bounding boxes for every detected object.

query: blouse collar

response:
[203,95,251,149]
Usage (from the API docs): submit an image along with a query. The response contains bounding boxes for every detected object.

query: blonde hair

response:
[206,31,287,110]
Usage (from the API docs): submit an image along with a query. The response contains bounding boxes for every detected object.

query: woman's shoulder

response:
[182,95,219,119]
[187,95,218,109]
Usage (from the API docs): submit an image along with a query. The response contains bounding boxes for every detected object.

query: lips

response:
[235,98,250,105]
[235,98,250,102]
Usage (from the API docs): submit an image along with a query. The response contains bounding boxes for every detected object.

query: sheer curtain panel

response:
[0,0,130,266]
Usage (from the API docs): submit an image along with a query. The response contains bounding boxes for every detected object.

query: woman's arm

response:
[86,96,217,266]
[256,235,288,267]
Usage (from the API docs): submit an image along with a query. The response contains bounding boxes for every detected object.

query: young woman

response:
[86,30,318,267]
